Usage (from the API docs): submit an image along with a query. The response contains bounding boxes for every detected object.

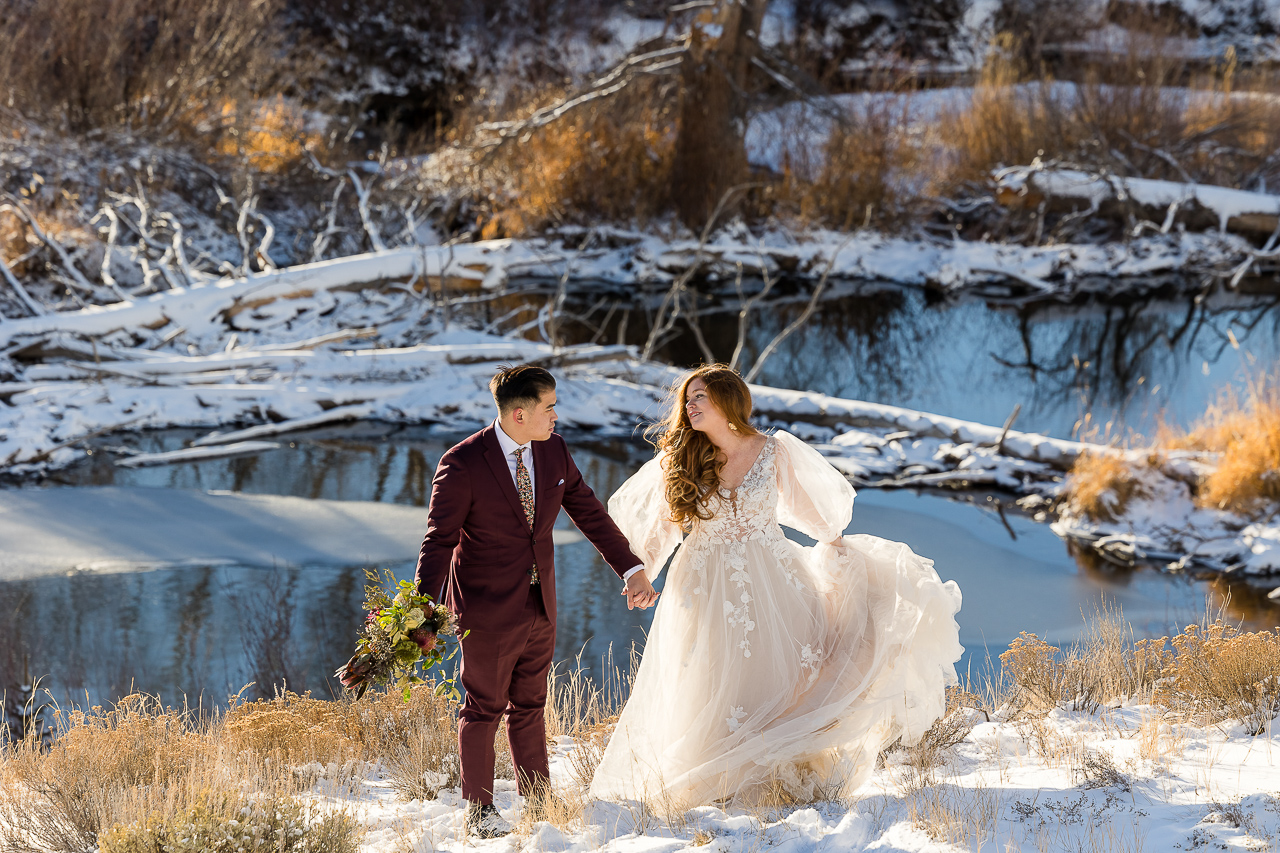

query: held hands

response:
[623,572,659,610]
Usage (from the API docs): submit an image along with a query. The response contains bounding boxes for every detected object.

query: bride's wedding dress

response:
[589,431,963,805]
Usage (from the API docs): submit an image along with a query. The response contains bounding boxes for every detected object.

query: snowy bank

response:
[348,700,1280,853]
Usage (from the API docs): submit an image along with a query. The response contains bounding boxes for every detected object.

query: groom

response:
[414,364,659,837]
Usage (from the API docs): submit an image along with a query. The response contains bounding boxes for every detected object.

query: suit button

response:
[532,538,537,544]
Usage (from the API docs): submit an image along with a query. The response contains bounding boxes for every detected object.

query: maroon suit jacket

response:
[414,425,640,630]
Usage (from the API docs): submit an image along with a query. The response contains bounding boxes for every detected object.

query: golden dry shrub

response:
[98,793,359,853]
[213,96,325,174]
[223,692,361,765]
[473,81,676,238]
[999,631,1063,711]
[1064,451,1147,523]
[787,95,931,232]
[999,610,1169,716]
[0,694,206,851]
[1165,376,1280,514]
[943,33,1280,190]
[0,0,281,135]
[1161,621,1280,735]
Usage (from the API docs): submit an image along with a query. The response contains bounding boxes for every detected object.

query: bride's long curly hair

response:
[646,364,759,528]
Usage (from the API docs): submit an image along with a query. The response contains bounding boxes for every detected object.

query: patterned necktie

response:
[513,446,535,530]
[513,446,538,584]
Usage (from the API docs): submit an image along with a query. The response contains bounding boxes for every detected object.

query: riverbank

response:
[7,606,1280,853]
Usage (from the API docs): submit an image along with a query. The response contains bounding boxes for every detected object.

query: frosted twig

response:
[0,255,44,316]
[476,44,688,146]
[312,180,347,262]
[253,209,277,271]
[744,236,853,383]
[155,213,196,286]
[91,206,122,294]
[347,170,387,252]
[1,195,127,302]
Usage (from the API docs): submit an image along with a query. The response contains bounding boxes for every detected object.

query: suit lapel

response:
[481,427,529,528]
[532,439,555,529]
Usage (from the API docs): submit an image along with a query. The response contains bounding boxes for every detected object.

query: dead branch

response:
[642,184,757,361]
[0,195,126,302]
[744,236,853,383]
[0,255,44,317]
[729,254,780,372]
[312,179,347,262]
[348,170,387,252]
[475,44,689,147]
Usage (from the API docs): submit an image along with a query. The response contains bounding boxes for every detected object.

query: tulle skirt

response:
[588,530,963,806]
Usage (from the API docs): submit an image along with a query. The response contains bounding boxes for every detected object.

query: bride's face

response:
[684,378,728,433]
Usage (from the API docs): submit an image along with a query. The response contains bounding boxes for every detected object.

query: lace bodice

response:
[607,430,859,584]
[693,436,781,545]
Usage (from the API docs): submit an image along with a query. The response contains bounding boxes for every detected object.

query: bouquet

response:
[335,569,464,701]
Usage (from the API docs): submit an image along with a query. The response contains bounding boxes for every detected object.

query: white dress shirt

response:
[493,420,643,583]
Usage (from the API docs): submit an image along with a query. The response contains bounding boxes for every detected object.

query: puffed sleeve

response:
[607,452,682,582]
[774,430,856,543]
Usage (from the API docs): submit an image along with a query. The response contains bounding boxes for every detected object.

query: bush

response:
[98,794,359,853]
[945,35,1280,193]
[999,606,1169,714]
[467,79,677,237]
[1162,621,1280,735]
[1161,374,1280,515]
[0,0,281,136]
[1064,451,1148,523]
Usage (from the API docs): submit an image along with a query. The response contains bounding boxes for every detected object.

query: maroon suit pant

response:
[457,584,555,805]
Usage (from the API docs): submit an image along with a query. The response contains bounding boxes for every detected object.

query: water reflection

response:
[8,281,1280,707]
[563,286,1280,440]
[7,423,1278,712]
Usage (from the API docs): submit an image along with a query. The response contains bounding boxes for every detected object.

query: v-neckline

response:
[719,435,771,498]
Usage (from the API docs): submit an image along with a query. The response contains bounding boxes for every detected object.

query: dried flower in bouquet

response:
[335,568,464,701]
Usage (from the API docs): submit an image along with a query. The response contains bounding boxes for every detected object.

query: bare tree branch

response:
[642,183,758,361]
[348,170,387,252]
[0,255,44,316]
[1,195,126,302]
[744,236,853,383]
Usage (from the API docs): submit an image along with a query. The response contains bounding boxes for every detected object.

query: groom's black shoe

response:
[465,801,511,839]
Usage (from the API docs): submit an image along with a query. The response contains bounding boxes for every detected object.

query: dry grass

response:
[1000,602,1280,735]
[213,97,327,175]
[0,686,462,851]
[1159,373,1280,515]
[0,0,281,137]
[1063,451,1151,523]
[999,604,1169,715]
[466,80,677,238]
[945,35,1280,191]
[906,781,1001,848]
[1161,620,1280,735]
[782,93,935,232]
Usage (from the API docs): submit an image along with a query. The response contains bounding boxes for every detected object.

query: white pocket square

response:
[557,478,565,486]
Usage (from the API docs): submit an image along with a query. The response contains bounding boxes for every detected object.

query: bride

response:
[589,365,963,806]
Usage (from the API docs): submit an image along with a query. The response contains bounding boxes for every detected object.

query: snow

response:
[998,164,1280,234]
[316,700,1280,853]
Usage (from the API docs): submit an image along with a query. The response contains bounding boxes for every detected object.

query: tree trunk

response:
[671,0,767,228]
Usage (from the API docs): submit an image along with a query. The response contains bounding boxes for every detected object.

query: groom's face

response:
[512,389,558,442]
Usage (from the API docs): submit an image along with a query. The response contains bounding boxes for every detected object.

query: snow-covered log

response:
[996,165,1280,237]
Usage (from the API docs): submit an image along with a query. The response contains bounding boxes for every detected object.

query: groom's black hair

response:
[490,364,557,416]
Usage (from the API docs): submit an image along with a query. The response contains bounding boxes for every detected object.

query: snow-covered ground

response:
[331,702,1280,853]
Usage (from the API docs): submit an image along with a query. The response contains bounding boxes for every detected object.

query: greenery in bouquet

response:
[336,569,464,701]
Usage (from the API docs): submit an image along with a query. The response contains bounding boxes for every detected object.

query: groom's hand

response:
[623,573,659,610]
